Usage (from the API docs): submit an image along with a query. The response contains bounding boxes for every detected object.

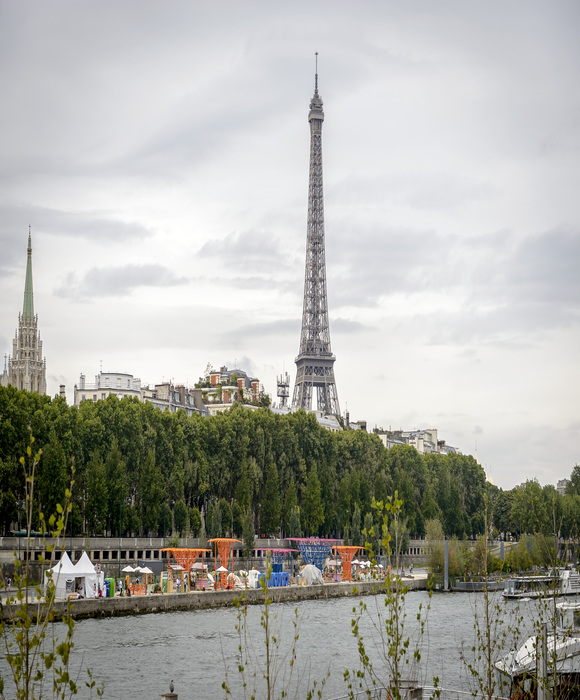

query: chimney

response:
[59,385,66,399]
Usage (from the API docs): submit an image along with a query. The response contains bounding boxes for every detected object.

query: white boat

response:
[495,600,580,696]
[502,568,580,600]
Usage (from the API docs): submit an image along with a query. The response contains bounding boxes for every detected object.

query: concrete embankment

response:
[1,576,427,622]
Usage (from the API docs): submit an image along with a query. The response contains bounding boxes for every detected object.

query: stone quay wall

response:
[1,576,428,622]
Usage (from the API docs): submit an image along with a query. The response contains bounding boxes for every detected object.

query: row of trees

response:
[0,385,491,541]
[488,471,580,540]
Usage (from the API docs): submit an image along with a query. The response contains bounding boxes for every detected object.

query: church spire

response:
[22,225,34,322]
[2,226,46,394]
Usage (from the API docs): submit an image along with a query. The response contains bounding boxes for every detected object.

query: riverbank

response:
[1,574,428,621]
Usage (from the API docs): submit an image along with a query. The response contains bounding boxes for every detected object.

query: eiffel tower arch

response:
[292,62,340,418]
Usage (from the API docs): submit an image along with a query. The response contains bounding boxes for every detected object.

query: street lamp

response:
[163,501,174,546]
[16,500,25,558]
[118,497,130,579]
[163,504,167,547]
[338,510,348,541]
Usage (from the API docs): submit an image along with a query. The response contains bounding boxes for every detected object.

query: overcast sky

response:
[1,1,578,490]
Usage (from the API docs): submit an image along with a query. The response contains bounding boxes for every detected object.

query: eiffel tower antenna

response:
[292,57,340,417]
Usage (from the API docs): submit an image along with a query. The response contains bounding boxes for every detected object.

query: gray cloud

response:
[331,317,374,334]
[198,230,286,273]
[1,0,578,489]
[54,264,188,299]
[325,223,580,346]
[0,199,153,272]
[328,172,496,212]
[222,356,259,377]
[510,226,580,305]
[220,318,299,342]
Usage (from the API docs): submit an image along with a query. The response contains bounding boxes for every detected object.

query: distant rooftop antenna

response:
[277,372,290,408]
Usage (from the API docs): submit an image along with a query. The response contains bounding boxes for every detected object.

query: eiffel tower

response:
[292,59,340,417]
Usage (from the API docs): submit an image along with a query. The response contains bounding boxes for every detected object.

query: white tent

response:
[44,552,76,599]
[73,551,104,598]
[299,564,323,585]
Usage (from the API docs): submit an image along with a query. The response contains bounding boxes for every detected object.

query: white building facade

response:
[73,371,207,417]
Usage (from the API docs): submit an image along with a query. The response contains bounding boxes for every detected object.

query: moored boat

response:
[495,600,580,696]
[502,568,580,600]
[451,575,505,592]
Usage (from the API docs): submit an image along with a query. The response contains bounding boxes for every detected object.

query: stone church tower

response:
[1,227,47,394]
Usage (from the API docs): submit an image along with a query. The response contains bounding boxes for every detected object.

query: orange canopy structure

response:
[160,547,211,592]
[208,538,241,589]
[333,545,364,581]
[160,547,211,571]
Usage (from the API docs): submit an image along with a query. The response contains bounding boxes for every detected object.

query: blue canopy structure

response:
[287,538,342,571]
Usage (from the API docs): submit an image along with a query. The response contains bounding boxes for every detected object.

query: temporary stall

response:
[299,564,323,585]
[72,551,104,598]
[246,569,261,589]
[44,552,76,599]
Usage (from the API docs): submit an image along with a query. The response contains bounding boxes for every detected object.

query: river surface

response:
[1,590,551,699]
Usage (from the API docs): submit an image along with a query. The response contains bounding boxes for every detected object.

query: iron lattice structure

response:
[254,548,297,566]
[292,68,340,417]
[287,538,341,571]
[255,547,297,573]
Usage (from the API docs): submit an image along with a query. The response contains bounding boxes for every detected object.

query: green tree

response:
[105,438,128,536]
[363,511,377,556]
[139,449,164,534]
[511,479,549,535]
[189,506,202,536]
[282,476,298,536]
[289,505,301,537]
[211,500,223,538]
[261,463,281,535]
[174,499,188,536]
[492,489,514,534]
[302,464,324,535]
[420,482,440,523]
[241,509,255,559]
[37,431,68,523]
[85,453,108,535]
[232,502,244,537]
[234,460,251,512]
[351,503,362,546]
[218,498,233,536]
[567,464,580,496]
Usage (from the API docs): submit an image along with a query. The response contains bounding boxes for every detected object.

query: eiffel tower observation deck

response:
[292,59,340,418]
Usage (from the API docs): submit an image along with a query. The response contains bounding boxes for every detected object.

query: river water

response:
[1,590,547,699]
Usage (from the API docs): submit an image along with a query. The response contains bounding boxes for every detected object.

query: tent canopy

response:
[48,551,76,576]
[45,552,76,599]
[74,551,96,575]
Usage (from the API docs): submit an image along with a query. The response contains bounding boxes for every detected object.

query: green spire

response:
[22,225,34,322]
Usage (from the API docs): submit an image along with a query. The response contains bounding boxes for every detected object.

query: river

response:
[1,589,549,699]
[67,590,548,698]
